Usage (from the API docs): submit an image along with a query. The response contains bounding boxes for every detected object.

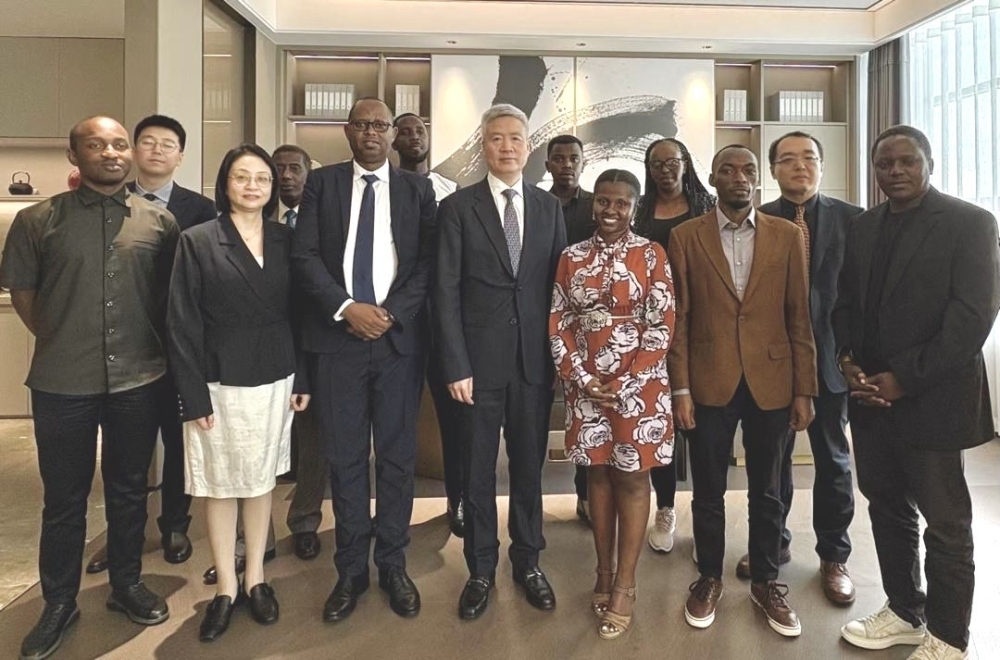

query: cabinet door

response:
[0,38,60,137]
[57,39,124,137]
[0,309,31,417]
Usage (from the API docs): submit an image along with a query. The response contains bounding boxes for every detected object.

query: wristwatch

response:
[836,350,854,374]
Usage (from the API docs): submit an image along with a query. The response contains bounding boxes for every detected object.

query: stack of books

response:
[770,91,825,123]
[722,89,748,122]
[303,83,356,118]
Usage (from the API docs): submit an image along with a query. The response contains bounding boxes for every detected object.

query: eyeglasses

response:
[649,158,683,172]
[347,119,393,133]
[775,156,821,167]
[136,137,180,154]
[229,172,273,187]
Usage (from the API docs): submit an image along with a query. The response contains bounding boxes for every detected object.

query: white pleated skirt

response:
[183,374,295,499]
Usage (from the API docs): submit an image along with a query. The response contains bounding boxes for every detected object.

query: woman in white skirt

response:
[168,143,309,642]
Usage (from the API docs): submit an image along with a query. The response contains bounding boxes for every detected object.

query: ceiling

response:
[419,0,883,8]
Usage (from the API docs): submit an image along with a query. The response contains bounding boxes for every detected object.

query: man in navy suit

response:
[292,98,437,623]
[435,104,567,620]
[742,132,861,605]
[86,114,216,575]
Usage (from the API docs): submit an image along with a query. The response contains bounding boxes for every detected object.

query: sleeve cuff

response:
[334,298,353,322]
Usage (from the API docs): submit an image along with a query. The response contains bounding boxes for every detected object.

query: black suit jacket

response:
[167,216,306,421]
[127,181,217,231]
[435,178,567,389]
[760,193,862,394]
[832,187,1000,450]
[562,188,595,245]
[290,161,437,356]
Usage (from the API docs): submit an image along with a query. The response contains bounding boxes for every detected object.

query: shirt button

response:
[736,238,741,242]
[108,354,116,362]
[509,318,518,326]
[106,300,114,307]
[108,327,116,335]
[736,261,742,266]
[107,245,114,252]
[107,271,115,278]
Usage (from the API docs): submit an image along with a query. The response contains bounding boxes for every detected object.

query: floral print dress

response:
[549,231,676,472]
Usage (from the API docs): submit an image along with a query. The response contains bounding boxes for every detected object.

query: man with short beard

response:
[2,116,179,660]
[668,144,816,639]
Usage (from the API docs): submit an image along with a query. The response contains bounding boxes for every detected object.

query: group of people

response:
[1,96,996,660]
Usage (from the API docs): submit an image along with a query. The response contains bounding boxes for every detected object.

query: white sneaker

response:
[906,633,968,660]
[648,507,676,553]
[841,603,927,650]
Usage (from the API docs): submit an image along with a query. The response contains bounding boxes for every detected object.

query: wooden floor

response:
[1,441,999,659]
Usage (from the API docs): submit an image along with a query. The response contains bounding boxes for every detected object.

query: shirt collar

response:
[716,205,756,231]
[353,159,390,183]
[487,172,523,200]
[134,179,174,205]
[76,183,128,207]
[779,193,819,217]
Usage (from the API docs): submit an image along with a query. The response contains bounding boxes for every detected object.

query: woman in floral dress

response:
[549,169,675,639]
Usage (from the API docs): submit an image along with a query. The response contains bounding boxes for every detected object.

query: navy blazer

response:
[759,193,862,394]
[290,161,437,356]
[434,178,567,388]
[127,181,217,231]
[832,187,1000,450]
[167,216,306,421]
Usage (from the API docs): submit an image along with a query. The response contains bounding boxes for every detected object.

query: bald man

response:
[1,116,179,660]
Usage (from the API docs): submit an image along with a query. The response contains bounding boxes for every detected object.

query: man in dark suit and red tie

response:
[291,98,437,623]
[750,131,862,605]
[836,125,1000,660]
[435,104,567,620]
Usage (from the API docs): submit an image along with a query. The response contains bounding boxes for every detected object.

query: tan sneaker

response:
[906,633,968,659]
[684,577,723,629]
[841,603,926,649]
[750,581,801,637]
[648,507,676,553]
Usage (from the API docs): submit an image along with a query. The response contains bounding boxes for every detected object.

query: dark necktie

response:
[284,208,297,229]
[794,204,811,275]
[502,188,521,275]
[143,193,158,202]
[352,173,379,305]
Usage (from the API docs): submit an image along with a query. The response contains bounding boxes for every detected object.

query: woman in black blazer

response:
[168,144,309,642]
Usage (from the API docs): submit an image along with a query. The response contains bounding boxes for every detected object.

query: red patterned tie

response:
[794,204,810,274]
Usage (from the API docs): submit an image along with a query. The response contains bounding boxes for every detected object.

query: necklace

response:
[237,225,261,243]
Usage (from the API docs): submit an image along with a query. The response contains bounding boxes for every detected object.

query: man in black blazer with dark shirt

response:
[545,134,594,245]
[835,125,1000,658]
[87,114,216,575]
[751,132,861,605]
[292,98,437,623]
[435,104,567,620]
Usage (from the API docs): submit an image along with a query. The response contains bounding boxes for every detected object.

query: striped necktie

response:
[502,188,521,275]
[794,204,811,274]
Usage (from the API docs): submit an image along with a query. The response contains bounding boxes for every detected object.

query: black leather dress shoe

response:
[323,575,370,623]
[162,531,192,564]
[20,601,79,660]
[293,532,321,560]
[448,500,466,538]
[86,548,108,574]
[203,549,274,585]
[106,582,169,625]
[247,583,279,624]
[378,568,421,617]
[513,567,556,610]
[199,594,240,643]
[458,575,493,621]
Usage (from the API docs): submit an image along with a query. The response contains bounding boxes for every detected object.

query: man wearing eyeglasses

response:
[2,116,179,660]
[291,98,437,623]
[85,115,216,578]
[732,131,862,606]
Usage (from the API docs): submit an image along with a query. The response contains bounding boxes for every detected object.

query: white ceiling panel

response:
[389,0,883,8]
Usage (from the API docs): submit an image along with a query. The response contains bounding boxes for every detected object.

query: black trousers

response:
[286,405,327,534]
[32,379,162,604]
[689,378,791,583]
[779,387,854,563]
[155,377,191,535]
[313,341,422,577]
[426,351,464,508]
[460,367,553,576]
[575,447,678,509]
[853,412,975,651]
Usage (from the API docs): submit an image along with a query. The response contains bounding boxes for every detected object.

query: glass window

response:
[203,2,247,198]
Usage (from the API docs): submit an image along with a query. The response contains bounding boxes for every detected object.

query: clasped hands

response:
[582,377,618,409]
[842,363,904,407]
[343,302,394,341]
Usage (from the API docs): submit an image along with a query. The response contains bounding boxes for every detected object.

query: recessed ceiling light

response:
[576,42,587,47]
[446,40,457,45]
[702,45,713,50]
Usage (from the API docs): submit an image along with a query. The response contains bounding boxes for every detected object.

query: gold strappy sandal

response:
[598,585,636,640]
[592,567,615,616]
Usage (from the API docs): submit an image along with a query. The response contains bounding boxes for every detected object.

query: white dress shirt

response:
[427,171,459,202]
[715,205,757,301]
[487,172,524,244]
[134,180,174,209]
[336,160,397,320]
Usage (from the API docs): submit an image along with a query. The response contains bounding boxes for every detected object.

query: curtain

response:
[905,0,1000,432]
[867,39,905,206]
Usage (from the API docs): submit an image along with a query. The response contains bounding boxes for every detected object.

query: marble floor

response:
[1,419,998,660]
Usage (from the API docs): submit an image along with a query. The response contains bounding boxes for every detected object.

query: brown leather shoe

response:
[684,577,723,629]
[819,561,856,605]
[735,547,791,580]
[750,581,800,637]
